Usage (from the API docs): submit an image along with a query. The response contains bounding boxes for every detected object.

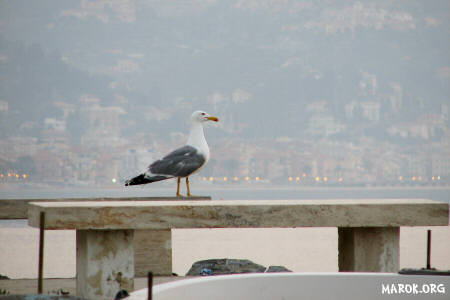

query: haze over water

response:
[1,186,449,202]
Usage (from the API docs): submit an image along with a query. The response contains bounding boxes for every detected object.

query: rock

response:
[186,259,266,276]
[266,265,292,273]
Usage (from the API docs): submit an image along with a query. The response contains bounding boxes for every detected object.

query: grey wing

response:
[149,145,206,177]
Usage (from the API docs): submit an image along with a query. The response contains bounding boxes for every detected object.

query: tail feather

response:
[125,173,172,186]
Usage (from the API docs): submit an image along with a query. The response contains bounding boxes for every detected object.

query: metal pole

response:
[38,211,45,294]
[426,230,431,269]
[147,272,153,300]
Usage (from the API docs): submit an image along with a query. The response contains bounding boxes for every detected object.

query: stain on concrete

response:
[86,269,102,296]
[113,271,133,291]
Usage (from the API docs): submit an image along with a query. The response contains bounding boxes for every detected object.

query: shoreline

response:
[1,184,449,193]
[1,185,448,204]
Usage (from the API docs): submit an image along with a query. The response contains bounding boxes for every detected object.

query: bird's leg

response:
[186,177,191,197]
[176,177,182,197]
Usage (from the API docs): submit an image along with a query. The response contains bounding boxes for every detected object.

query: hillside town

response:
[1,1,449,189]
[1,94,448,188]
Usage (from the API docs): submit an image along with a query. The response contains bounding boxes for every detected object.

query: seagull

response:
[125,110,219,197]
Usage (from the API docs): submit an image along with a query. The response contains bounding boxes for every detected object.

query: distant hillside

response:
[0,38,112,137]
[0,0,448,141]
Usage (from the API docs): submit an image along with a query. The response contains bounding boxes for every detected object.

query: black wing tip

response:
[124,173,171,186]
[124,175,144,186]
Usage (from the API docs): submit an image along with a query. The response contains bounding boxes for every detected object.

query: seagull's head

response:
[191,111,219,123]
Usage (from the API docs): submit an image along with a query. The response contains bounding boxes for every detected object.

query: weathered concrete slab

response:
[338,227,399,272]
[0,197,211,219]
[28,199,448,230]
[76,230,134,300]
[134,229,172,276]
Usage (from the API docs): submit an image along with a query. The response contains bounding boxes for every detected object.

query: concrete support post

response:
[76,230,134,300]
[134,229,172,276]
[338,227,399,272]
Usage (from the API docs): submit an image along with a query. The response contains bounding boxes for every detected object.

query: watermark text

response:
[381,283,446,295]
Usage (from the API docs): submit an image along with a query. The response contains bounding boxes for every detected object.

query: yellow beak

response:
[207,116,219,122]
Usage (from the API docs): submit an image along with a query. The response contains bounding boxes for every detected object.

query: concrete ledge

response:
[28,199,448,230]
[0,197,211,219]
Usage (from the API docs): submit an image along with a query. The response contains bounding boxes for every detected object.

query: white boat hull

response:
[127,272,450,300]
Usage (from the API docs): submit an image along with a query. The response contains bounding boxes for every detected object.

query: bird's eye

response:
[201,113,205,115]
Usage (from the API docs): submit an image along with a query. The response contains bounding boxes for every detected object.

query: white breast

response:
[186,121,210,165]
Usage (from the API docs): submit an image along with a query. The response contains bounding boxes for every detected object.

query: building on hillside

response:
[308,114,346,137]
[360,101,380,122]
